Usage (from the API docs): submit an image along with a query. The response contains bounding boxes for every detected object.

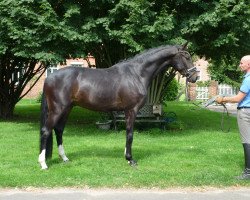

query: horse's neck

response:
[138,55,172,89]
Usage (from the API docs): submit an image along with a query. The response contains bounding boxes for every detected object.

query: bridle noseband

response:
[185,66,197,79]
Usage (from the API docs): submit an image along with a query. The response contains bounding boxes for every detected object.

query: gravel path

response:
[1,187,250,200]
[206,103,237,116]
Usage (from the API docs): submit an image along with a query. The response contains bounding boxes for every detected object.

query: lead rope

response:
[221,103,230,133]
[191,101,231,132]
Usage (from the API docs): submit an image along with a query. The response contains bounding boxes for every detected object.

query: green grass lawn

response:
[0,100,249,188]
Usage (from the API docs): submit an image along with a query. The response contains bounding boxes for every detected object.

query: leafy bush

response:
[36,92,42,103]
[163,78,179,101]
[196,80,211,87]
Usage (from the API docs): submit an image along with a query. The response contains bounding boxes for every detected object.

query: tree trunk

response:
[0,56,46,119]
[0,100,16,119]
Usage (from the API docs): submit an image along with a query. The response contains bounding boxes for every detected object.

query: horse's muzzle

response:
[186,66,198,83]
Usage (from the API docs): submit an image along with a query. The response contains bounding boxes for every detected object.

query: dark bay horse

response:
[38,44,198,169]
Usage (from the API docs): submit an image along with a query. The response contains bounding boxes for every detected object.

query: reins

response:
[220,103,230,132]
[192,100,231,132]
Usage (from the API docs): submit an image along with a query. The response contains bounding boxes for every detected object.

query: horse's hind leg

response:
[54,107,72,162]
[39,111,63,169]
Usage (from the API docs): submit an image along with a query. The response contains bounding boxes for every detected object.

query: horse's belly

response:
[73,82,146,112]
[73,90,123,111]
[76,100,124,112]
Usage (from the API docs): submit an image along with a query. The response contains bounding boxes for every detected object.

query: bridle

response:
[178,50,197,79]
[185,66,197,79]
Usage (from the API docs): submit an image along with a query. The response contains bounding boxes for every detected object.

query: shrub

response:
[36,92,42,103]
[163,78,179,101]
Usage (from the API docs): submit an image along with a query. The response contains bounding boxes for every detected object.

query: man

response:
[216,55,250,180]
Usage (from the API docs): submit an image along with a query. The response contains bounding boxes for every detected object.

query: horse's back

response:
[43,66,147,112]
[43,67,121,110]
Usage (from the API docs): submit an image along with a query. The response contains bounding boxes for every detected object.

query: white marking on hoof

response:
[40,161,48,170]
[58,145,69,162]
[38,149,48,170]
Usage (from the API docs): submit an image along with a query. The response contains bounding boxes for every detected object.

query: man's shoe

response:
[236,169,250,180]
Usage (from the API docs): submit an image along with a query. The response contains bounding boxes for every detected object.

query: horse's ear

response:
[182,42,189,50]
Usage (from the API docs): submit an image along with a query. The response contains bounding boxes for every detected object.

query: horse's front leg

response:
[124,109,137,166]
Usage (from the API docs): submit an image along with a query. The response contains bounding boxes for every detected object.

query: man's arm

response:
[216,91,246,104]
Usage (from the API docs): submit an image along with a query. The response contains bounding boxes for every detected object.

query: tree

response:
[178,0,250,85]
[52,0,249,80]
[1,0,249,118]
[0,0,83,118]
[47,0,181,68]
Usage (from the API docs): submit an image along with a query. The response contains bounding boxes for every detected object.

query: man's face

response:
[239,57,250,72]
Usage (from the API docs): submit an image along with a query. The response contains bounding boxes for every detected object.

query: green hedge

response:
[163,78,179,101]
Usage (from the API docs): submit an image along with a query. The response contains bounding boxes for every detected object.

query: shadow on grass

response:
[3,101,238,137]
[46,141,207,169]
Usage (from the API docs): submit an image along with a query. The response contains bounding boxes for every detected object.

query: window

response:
[71,64,83,67]
[12,70,21,83]
[196,69,201,81]
[69,61,86,68]
[46,65,58,77]
[11,67,24,85]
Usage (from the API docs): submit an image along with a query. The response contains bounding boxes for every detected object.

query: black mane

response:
[116,45,179,66]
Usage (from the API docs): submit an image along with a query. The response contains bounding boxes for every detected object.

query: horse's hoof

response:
[39,161,48,170]
[59,155,69,162]
[63,157,69,162]
[128,160,137,167]
[40,165,48,170]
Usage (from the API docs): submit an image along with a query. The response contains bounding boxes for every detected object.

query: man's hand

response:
[215,96,224,104]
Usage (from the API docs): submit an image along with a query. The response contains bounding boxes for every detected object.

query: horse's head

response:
[171,44,198,83]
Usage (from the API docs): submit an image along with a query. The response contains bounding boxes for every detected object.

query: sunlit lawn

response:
[0,100,249,188]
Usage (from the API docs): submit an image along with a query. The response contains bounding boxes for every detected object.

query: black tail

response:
[40,92,53,159]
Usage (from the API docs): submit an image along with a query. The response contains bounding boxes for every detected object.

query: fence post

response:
[208,80,218,98]
[188,82,197,101]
